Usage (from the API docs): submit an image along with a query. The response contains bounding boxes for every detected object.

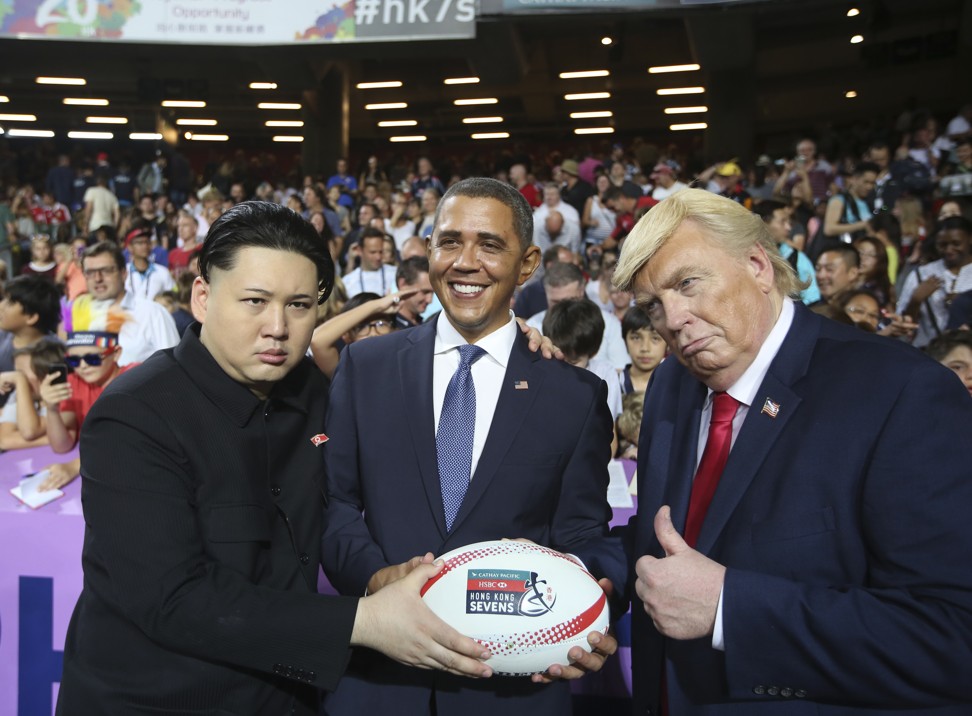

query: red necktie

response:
[683,391,740,548]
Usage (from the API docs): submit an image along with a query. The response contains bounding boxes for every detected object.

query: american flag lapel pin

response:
[760,398,780,418]
[514,380,529,390]
[310,433,329,446]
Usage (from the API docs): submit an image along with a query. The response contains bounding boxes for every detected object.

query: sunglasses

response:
[66,348,117,368]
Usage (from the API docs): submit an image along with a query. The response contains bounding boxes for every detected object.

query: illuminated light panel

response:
[7,128,55,138]
[845,90,858,98]
[648,64,701,74]
[454,98,498,106]
[257,102,301,110]
[249,82,278,89]
[559,70,610,79]
[36,76,86,85]
[185,132,229,141]
[161,100,206,108]
[471,132,510,140]
[656,87,705,96]
[444,77,480,85]
[0,96,8,102]
[130,132,163,140]
[669,122,708,131]
[272,135,304,142]
[63,98,109,106]
[85,116,128,124]
[176,118,218,126]
[663,106,708,114]
[389,135,427,142]
[0,113,37,122]
[462,116,503,124]
[847,7,860,16]
[356,81,403,89]
[365,102,408,110]
[600,37,613,46]
[564,92,610,101]
[265,120,304,127]
[850,34,863,43]
[570,111,613,119]
[574,127,615,135]
[377,120,418,127]
[68,131,113,139]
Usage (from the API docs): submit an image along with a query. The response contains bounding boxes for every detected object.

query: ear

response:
[190,276,210,323]
[23,311,40,328]
[747,243,776,295]
[517,245,542,287]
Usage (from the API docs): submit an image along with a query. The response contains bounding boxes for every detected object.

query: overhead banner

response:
[484,0,767,11]
[0,0,476,44]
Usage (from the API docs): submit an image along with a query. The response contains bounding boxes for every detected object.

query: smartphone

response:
[50,363,69,385]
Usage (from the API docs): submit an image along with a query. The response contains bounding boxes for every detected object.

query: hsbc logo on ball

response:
[465,569,557,616]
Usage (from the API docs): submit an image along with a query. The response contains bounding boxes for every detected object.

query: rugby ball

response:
[420,540,610,676]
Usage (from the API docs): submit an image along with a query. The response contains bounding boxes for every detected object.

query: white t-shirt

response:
[83,186,119,231]
[0,389,46,423]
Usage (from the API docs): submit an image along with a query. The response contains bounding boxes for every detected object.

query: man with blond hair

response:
[613,188,972,715]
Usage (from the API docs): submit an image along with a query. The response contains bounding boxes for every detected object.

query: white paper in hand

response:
[10,470,64,509]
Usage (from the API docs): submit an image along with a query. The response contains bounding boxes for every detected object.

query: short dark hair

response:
[3,276,62,334]
[541,245,564,268]
[820,244,860,269]
[199,201,335,304]
[340,292,381,314]
[13,336,65,379]
[396,256,429,286]
[854,161,880,176]
[434,177,534,250]
[542,298,604,362]
[82,241,125,272]
[938,215,972,235]
[753,199,787,224]
[621,305,654,339]
[926,329,972,363]
[359,227,386,246]
[602,186,626,204]
[542,261,584,289]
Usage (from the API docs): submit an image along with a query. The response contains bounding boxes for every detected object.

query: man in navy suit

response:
[322,177,618,715]
[612,188,972,714]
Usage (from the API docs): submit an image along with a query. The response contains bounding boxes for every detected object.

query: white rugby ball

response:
[420,540,610,676]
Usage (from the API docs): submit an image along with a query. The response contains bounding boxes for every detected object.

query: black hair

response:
[82,241,126,271]
[340,292,381,314]
[621,305,655,339]
[199,200,335,304]
[542,261,584,288]
[926,329,972,363]
[3,275,63,335]
[854,161,880,176]
[753,199,788,223]
[434,177,534,250]
[13,336,66,379]
[542,298,604,362]
[396,256,429,286]
[541,245,565,267]
[820,243,860,269]
[938,216,972,235]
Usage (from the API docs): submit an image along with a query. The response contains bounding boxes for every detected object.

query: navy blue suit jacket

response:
[627,304,972,715]
[322,316,614,716]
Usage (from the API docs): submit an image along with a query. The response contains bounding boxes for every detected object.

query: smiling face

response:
[427,195,539,343]
[936,228,971,271]
[632,220,779,391]
[192,246,318,400]
[815,250,860,301]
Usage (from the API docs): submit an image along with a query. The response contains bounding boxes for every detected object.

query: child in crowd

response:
[0,275,62,372]
[926,329,972,398]
[0,337,65,449]
[21,235,57,282]
[616,392,644,460]
[620,305,666,395]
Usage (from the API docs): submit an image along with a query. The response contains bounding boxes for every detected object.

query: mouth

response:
[680,336,711,358]
[450,282,486,298]
[258,349,288,366]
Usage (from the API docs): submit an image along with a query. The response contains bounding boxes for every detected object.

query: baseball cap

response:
[66,331,119,349]
[716,160,743,177]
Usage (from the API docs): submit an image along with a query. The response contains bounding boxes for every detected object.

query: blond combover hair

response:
[613,188,806,299]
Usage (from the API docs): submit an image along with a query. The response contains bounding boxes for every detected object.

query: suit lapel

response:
[665,374,707,538]
[449,332,543,532]
[399,319,447,539]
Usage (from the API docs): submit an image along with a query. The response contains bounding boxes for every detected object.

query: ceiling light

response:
[0,113,37,122]
[68,131,113,139]
[564,92,611,101]
[663,106,708,114]
[574,127,615,135]
[161,100,206,108]
[444,77,480,85]
[377,120,419,127]
[36,76,86,85]
[366,102,408,110]
[185,132,229,141]
[63,98,109,106]
[850,34,863,43]
[249,82,278,89]
[656,87,705,95]
[389,135,427,142]
[845,90,858,98]
[6,128,55,138]
[570,111,613,119]
[176,118,218,126]
[272,135,304,142]
[670,122,708,131]
[471,132,510,140]
[559,70,610,79]
[846,7,860,17]
[257,102,301,110]
[462,116,503,124]
[86,116,128,124]
[0,96,9,103]
[265,120,304,127]
[648,64,701,74]
[600,37,613,46]
[454,98,498,106]
[130,132,163,140]
[356,81,403,89]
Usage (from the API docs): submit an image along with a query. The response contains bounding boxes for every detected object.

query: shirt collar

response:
[434,310,517,370]
[719,298,795,408]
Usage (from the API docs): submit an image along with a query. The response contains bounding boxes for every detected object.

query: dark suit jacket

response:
[322,316,614,716]
[627,303,972,715]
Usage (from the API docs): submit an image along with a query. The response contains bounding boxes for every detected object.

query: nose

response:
[453,242,480,271]
[263,304,289,339]
[661,295,691,333]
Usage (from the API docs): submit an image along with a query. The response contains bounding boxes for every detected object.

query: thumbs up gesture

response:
[634,506,727,640]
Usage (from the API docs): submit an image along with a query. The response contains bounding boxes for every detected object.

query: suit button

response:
[780,687,793,698]
[753,686,765,695]
[299,552,310,565]
[795,689,807,698]
[767,686,779,697]
[271,485,281,496]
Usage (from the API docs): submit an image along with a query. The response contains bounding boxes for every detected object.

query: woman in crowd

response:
[582,174,617,251]
[852,235,894,308]
[585,246,620,313]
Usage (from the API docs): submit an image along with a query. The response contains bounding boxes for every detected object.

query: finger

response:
[654,505,689,556]
[598,577,614,598]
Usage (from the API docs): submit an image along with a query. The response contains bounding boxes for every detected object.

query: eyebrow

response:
[436,229,509,244]
[243,287,315,301]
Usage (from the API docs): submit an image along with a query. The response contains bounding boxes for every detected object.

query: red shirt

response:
[611,196,659,240]
[519,184,542,209]
[59,365,136,430]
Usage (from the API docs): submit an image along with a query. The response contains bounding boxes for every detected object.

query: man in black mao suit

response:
[322,177,618,716]
[56,202,492,715]
[611,188,972,715]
